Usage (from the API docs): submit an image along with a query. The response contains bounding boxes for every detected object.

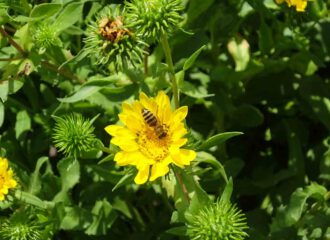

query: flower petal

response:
[114,151,137,166]
[172,106,188,123]
[149,161,169,181]
[111,137,139,151]
[139,92,157,114]
[134,165,150,184]
[171,149,196,167]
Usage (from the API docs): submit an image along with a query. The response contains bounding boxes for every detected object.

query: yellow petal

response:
[0,158,9,171]
[105,125,136,139]
[111,137,139,151]
[0,194,4,201]
[171,123,188,141]
[149,162,169,181]
[134,165,150,184]
[114,151,137,166]
[119,113,143,133]
[10,179,17,187]
[172,138,188,147]
[172,106,188,123]
[171,149,196,167]
[139,92,157,114]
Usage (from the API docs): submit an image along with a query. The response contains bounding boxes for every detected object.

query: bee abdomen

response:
[142,108,157,126]
[155,125,167,139]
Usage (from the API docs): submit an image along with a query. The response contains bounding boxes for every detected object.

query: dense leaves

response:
[0,0,329,239]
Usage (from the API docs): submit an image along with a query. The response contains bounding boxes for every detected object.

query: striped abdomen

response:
[142,108,157,126]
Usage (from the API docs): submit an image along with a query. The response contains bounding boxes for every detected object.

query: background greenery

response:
[0,0,329,239]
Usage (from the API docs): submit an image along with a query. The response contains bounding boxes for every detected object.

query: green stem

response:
[171,166,190,204]
[98,145,115,155]
[160,32,179,108]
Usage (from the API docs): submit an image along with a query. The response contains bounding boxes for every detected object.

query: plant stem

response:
[173,167,190,203]
[0,27,27,56]
[41,60,85,84]
[160,32,179,108]
[98,146,115,154]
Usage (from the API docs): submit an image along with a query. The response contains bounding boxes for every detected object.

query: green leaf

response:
[60,206,91,230]
[30,3,62,20]
[166,226,187,236]
[195,152,228,182]
[183,45,205,71]
[197,132,243,151]
[231,104,264,128]
[28,156,51,195]
[220,177,233,204]
[58,86,103,103]
[271,182,328,232]
[181,81,214,99]
[15,110,31,139]
[53,2,84,32]
[0,101,4,128]
[57,157,80,191]
[58,77,120,103]
[85,200,118,235]
[0,80,24,102]
[112,168,136,191]
[14,190,48,209]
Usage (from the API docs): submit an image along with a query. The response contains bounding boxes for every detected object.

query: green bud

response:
[186,200,249,240]
[125,0,184,42]
[83,5,147,70]
[0,219,42,240]
[52,114,97,158]
[32,23,62,51]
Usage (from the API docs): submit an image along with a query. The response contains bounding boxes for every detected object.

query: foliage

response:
[0,0,329,239]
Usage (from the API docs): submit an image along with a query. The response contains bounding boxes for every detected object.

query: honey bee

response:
[141,108,167,139]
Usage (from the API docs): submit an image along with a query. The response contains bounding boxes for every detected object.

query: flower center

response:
[137,125,170,162]
[98,16,131,43]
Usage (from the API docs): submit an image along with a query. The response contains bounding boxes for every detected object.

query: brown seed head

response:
[98,16,130,43]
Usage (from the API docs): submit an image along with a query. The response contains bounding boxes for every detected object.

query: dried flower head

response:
[0,157,17,201]
[187,200,248,240]
[125,0,184,42]
[83,5,147,70]
[105,91,196,184]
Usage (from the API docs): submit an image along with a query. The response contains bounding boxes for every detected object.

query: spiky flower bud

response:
[31,23,62,51]
[125,0,184,42]
[0,219,42,240]
[83,5,147,70]
[52,114,97,158]
[186,200,248,240]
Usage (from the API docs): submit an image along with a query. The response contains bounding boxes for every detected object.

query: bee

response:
[141,108,167,139]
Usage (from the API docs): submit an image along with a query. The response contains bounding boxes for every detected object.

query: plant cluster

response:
[0,0,329,239]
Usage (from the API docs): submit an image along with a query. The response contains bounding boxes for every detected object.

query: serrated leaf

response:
[271,182,328,232]
[197,132,243,151]
[183,45,205,71]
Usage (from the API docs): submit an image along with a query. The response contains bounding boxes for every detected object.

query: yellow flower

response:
[0,157,17,201]
[275,0,309,12]
[105,91,196,184]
